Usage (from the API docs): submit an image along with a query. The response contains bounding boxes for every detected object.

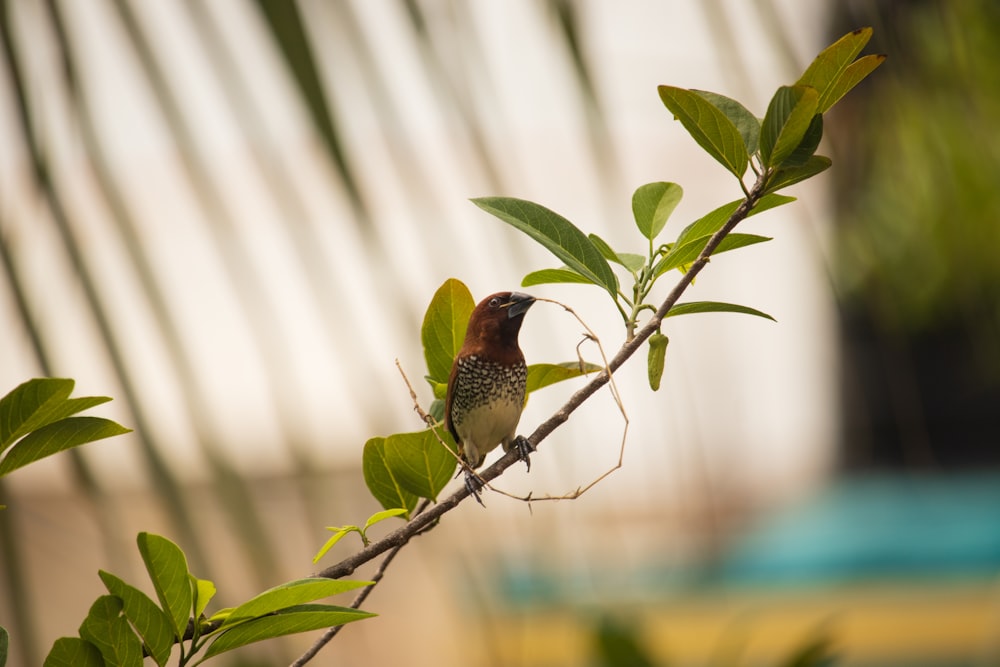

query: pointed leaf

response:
[666,301,775,322]
[99,571,174,667]
[204,604,375,659]
[765,155,832,194]
[655,232,774,277]
[362,437,418,516]
[797,27,872,113]
[220,578,372,628]
[192,576,216,622]
[364,508,408,531]
[78,596,143,667]
[384,428,457,501]
[136,533,192,641]
[693,90,760,156]
[43,637,104,667]
[760,85,819,168]
[657,85,748,179]
[521,268,593,287]
[422,279,475,386]
[0,378,113,452]
[312,527,356,563]
[526,362,601,394]
[472,197,619,297]
[818,53,886,113]
[588,235,646,273]
[632,182,683,240]
[0,417,131,476]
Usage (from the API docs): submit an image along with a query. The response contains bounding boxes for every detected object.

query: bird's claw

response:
[513,435,535,472]
[464,469,485,507]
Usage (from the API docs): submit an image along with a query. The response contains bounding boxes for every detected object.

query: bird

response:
[445,291,536,505]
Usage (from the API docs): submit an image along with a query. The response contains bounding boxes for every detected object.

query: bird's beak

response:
[506,292,535,318]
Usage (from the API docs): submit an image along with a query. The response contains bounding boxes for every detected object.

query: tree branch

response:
[312,170,768,584]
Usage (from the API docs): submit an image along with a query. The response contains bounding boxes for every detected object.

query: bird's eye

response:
[488,297,501,308]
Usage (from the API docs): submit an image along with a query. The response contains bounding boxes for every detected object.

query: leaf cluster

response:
[43,533,374,666]
[472,29,883,390]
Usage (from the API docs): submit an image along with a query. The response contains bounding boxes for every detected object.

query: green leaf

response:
[219,578,372,629]
[666,301,775,322]
[78,596,143,667]
[647,333,669,392]
[818,53,886,113]
[364,508,408,531]
[0,417,131,476]
[797,27,873,113]
[521,267,593,287]
[136,533,192,641]
[0,626,7,667]
[588,234,646,273]
[526,362,601,394]
[192,576,216,623]
[760,85,819,168]
[632,182,683,241]
[384,428,457,501]
[657,85,748,179]
[422,279,475,386]
[204,604,375,659]
[0,378,113,452]
[472,197,619,297]
[765,155,832,194]
[98,571,174,667]
[674,193,794,249]
[362,437,418,516]
[312,526,358,563]
[43,637,104,667]
[780,114,823,168]
[693,90,760,156]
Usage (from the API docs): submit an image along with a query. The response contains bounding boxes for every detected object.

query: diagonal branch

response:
[312,170,768,585]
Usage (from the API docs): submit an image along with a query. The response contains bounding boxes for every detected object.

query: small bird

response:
[445,291,536,504]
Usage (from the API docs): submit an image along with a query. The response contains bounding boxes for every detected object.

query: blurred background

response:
[2,0,999,665]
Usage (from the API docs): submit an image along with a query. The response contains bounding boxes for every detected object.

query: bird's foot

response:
[512,435,535,472]
[464,469,486,507]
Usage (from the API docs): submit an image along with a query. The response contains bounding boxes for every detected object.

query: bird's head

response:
[463,291,536,351]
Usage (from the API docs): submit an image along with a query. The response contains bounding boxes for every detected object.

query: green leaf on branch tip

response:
[693,90,760,157]
[764,155,832,194]
[218,578,372,629]
[313,526,359,563]
[0,416,131,477]
[472,197,619,297]
[797,27,883,114]
[136,533,192,642]
[43,637,104,667]
[655,233,773,276]
[760,85,819,168]
[526,362,602,394]
[192,576,216,623]
[363,437,418,516]
[365,507,408,530]
[666,301,775,322]
[657,86,748,180]
[204,604,376,659]
[422,279,475,386]
[522,267,594,288]
[817,53,886,113]
[589,234,646,273]
[78,596,144,667]
[632,182,683,241]
[98,571,174,667]
[384,428,456,501]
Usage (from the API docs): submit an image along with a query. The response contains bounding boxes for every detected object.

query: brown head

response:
[460,292,535,359]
